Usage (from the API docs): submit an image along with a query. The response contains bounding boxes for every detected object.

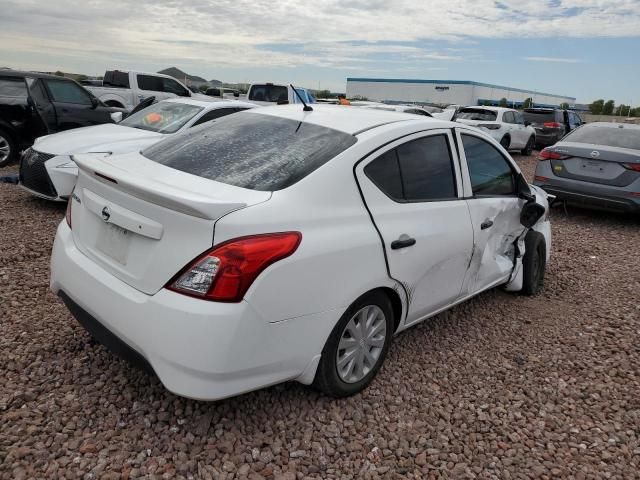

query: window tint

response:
[396,136,456,200]
[137,75,163,92]
[44,80,92,105]
[502,111,515,124]
[563,125,640,150]
[248,84,288,103]
[0,77,27,97]
[523,109,556,125]
[462,134,516,196]
[191,107,245,126]
[364,149,403,201]
[143,113,357,191]
[103,71,130,88]
[456,108,497,121]
[120,102,203,134]
[405,109,431,116]
[514,112,525,125]
[365,135,457,202]
[162,78,188,96]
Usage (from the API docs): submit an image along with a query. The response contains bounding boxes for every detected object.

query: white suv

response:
[455,107,536,155]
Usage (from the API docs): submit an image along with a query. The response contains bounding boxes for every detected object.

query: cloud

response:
[525,56,583,63]
[0,0,637,74]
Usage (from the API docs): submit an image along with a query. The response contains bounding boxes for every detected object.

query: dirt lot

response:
[1,155,639,480]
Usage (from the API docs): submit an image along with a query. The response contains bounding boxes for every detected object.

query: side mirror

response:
[277,100,289,105]
[516,174,535,202]
[524,121,531,127]
[90,97,99,109]
[110,111,123,123]
[234,91,239,98]
[520,201,546,228]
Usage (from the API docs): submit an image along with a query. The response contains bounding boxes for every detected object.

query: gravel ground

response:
[1,155,639,480]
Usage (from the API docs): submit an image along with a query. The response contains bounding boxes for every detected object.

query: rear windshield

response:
[456,108,497,121]
[523,110,558,124]
[248,84,288,102]
[120,102,203,134]
[142,112,357,191]
[564,125,640,150]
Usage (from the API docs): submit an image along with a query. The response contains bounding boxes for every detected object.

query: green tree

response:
[559,102,570,110]
[314,89,332,99]
[198,84,209,93]
[602,100,615,115]
[630,107,640,117]
[54,70,65,77]
[76,74,88,82]
[615,104,629,116]
[523,97,533,108]
[499,97,508,107]
[589,99,604,114]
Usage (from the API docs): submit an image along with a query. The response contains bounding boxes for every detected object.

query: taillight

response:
[543,122,562,128]
[478,123,501,130]
[167,232,302,302]
[65,198,72,229]
[538,149,569,161]
[622,163,640,172]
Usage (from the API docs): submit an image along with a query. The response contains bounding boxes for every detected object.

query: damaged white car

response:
[51,105,552,400]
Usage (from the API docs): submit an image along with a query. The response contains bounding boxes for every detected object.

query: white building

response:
[346,78,575,108]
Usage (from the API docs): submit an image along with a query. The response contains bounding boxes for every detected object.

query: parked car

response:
[205,87,240,99]
[0,70,123,167]
[51,105,552,400]
[19,98,256,201]
[363,104,434,116]
[455,106,537,155]
[86,70,194,110]
[534,122,640,212]
[523,108,583,148]
[246,83,316,105]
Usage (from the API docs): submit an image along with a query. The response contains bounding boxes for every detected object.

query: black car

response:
[0,70,123,166]
[523,108,584,149]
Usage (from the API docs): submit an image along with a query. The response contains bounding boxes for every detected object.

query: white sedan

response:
[50,104,552,400]
[455,106,537,155]
[19,98,256,201]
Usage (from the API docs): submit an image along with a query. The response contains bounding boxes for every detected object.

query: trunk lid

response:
[70,152,271,294]
[548,142,640,186]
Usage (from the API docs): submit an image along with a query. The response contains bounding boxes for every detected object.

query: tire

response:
[313,291,395,397]
[521,136,535,156]
[500,135,510,150]
[0,128,16,167]
[522,231,546,295]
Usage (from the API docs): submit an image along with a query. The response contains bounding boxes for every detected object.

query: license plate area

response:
[96,223,132,265]
[580,159,605,172]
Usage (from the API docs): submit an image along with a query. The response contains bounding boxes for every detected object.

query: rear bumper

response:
[535,184,640,212]
[533,132,562,148]
[50,222,333,400]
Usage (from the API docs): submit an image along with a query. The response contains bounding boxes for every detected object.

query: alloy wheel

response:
[336,305,387,383]
[0,135,10,165]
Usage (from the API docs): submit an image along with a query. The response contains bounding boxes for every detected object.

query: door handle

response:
[480,219,494,230]
[391,237,416,250]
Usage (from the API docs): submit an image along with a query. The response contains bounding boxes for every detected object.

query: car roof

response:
[248,104,442,135]
[460,106,513,112]
[580,121,640,131]
[0,70,74,81]
[161,98,257,110]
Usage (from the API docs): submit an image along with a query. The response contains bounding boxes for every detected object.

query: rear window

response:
[0,77,27,97]
[523,110,558,124]
[248,84,288,103]
[142,112,357,191]
[456,108,497,121]
[563,125,640,151]
[103,71,130,88]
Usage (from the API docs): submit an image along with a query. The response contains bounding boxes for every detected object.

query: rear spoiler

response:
[72,153,268,220]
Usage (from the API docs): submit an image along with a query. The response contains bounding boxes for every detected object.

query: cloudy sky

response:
[0,0,638,103]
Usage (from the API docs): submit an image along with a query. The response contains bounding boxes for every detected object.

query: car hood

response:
[33,124,164,156]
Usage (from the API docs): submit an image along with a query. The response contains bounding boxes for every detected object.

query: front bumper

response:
[50,222,330,400]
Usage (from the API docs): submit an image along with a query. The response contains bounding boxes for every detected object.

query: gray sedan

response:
[533,122,640,213]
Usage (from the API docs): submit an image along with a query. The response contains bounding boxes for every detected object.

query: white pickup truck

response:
[246,83,316,106]
[86,70,194,110]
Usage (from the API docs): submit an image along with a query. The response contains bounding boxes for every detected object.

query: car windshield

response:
[523,110,557,124]
[564,125,640,150]
[456,108,498,121]
[142,112,357,191]
[120,102,203,134]
[248,84,288,103]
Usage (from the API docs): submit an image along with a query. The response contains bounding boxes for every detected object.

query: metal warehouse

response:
[346,78,576,108]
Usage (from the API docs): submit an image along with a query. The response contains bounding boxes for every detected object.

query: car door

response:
[136,74,172,102]
[514,111,530,146]
[502,111,522,148]
[42,79,105,130]
[355,130,474,324]
[455,129,526,296]
[24,77,57,137]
